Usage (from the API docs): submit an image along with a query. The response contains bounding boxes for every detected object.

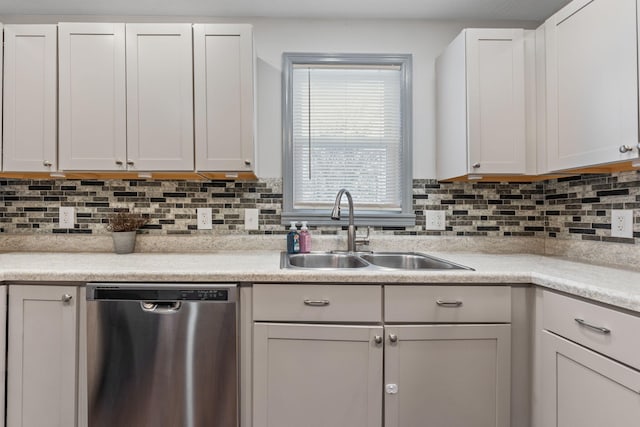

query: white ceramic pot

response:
[111,231,137,254]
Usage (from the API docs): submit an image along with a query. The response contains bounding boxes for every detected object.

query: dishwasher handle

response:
[140,301,182,313]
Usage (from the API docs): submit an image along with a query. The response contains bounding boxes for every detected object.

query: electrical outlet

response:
[197,208,212,230]
[611,209,634,238]
[59,206,75,228]
[245,208,259,230]
[425,211,446,231]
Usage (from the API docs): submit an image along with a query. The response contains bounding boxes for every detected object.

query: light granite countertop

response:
[0,251,639,313]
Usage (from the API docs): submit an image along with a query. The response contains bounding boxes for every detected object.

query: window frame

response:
[281,52,415,226]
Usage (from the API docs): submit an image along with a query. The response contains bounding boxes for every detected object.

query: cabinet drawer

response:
[253,284,382,322]
[385,286,511,323]
[543,291,640,370]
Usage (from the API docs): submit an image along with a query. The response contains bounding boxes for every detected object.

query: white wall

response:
[252,18,464,178]
[0,15,536,179]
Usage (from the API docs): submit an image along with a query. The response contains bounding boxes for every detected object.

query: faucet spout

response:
[331,189,356,252]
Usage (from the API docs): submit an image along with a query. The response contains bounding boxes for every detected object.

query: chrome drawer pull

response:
[303,299,330,307]
[574,318,611,335]
[374,335,383,345]
[436,299,463,307]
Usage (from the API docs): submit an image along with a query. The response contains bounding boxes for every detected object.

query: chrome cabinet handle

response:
[43,160,52,167]
[127,159,135,166]
[472,162,481,168]
[244,159,252,166]
[575,318,611,335]
[303,299,330,307]
[436,299,463,307]
[374,335,383,345]
[388,334,398,343]
[61,294,73,303]
[619,145,634,153]
[115,159,124,166]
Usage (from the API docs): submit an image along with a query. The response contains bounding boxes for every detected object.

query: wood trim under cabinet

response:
[0,171,258,181]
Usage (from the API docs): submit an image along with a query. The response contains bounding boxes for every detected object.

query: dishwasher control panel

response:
[178,289,228,301]
[87,283,237,302]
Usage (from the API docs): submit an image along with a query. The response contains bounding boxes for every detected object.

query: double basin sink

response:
[281,251,473,271]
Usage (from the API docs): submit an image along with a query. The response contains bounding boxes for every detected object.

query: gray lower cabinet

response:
[7,285,79,427]
[0,285,7,426]
[385,324,511,427]
[253,323,384,427]
[541,331,640,427]
[252,284,513,427]
[539,290,640,427]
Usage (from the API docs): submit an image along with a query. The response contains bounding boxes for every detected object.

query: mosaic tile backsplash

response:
[545,172,640,243]
[0,170,638,245]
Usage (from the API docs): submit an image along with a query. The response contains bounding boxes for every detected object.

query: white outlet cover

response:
[197,208,213,230]
[245,208,259,230]
[611,209,634,239]
[59,206,75,228]
[425,211,446,231]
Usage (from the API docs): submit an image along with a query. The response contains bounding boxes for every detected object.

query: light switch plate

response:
[197,208,213,230]
[425,211,446,231]
[59,206,75,228]
[245,208,259,230]
[611,209,634,238]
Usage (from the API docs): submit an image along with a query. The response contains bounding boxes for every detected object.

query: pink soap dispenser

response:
[299,221,312,253]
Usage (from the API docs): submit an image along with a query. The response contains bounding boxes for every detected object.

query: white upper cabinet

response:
[194,24,255,172]
[437,29,528,180]
[58,23,127,171]
[2,25,57,172]
[0,23,3,169]
[544,0,639,171]
[126,23,194,171]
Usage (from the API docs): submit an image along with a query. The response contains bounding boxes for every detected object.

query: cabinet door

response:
[58,23,127,171]
[545,0,639,171]
[126,23,194,171]
[253,323,383,427]
[194,24,255,172]
[7,285,78,427]
[466,29,526,175]
[541,330,640,427]
[385,324,511,427]
[0,23,3,169]
[3,25,57,172]
[0,285,7,427]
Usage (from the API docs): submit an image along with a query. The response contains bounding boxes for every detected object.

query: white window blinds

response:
[291,64,403,211]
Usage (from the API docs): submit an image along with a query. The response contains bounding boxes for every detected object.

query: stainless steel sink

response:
[359,252,471,270]
[284,253,369,269]
[281,251,473,271]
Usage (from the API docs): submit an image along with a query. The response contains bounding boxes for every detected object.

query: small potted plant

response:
[106,211,149,254]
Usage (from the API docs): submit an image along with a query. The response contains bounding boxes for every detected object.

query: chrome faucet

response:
[331,189,357,252]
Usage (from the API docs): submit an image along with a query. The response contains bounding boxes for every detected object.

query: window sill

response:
[281,212,416,227]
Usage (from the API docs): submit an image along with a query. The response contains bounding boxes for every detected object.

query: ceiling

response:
[0,0,572,21]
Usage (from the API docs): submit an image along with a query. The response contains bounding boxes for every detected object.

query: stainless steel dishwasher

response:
[86,283,238,427]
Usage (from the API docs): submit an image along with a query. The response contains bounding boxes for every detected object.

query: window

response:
[282,53,414,226]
